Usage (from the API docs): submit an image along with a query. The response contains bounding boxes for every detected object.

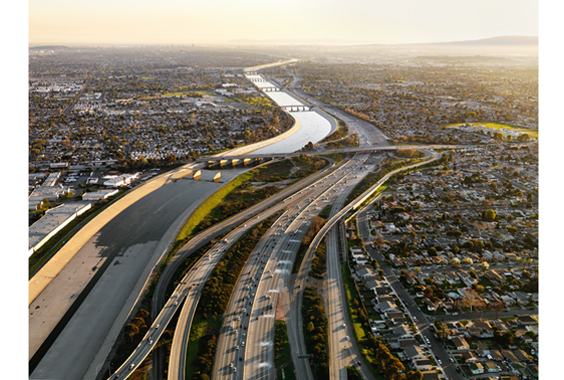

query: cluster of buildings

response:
[29,47,290,170]
[434,316,538,378]
[29,172,72,210]
[296,58,537,146]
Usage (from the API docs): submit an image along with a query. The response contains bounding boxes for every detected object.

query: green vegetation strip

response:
[321,152,347,164]
[320,118,349,143]
[274,320,291,369]
[346,366,363,380]
[177,156,328,244]
[279,362,297,380]
[176,171,255,242]
[309,241,326,279]
[302,287,329,380]
[292,216,326,274]
[187,213,280,380]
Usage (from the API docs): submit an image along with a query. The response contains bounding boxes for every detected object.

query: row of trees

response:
[309,241,326,279]
[302,287,329,380]
[190,214,279,380]
[200,214,278,318]
[292,216,326,273]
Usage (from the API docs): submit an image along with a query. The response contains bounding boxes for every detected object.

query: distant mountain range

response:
[425,35,538,46]
[360,35,538,48]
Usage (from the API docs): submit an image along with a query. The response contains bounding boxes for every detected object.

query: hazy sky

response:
[29,0,538,46]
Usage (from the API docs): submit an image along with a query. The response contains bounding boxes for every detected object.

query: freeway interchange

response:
[109,148,440,380]
[30,62,451,380]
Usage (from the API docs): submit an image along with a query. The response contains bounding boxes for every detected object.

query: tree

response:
[485,209,497,222]
[461,257,473,266]
[406,370,423,380]
[307,321,315,332]
[460,289,481,313]
[491,301,505,318]
[124,323,139,340]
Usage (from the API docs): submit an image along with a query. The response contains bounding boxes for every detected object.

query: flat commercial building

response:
[29,185,71,210]
[82,189,119,201]
[103,173,138,187]
[42,172,61,187]
[29,202,92,257]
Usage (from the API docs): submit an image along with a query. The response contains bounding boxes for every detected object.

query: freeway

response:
[322,156,377,380]
[111,201,285,380]
[211,157,372,380]
[201,144,469,162]
[150,157,342,380]
[291,149,441,379]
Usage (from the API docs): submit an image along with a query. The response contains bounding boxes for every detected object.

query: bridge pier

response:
[213,173,221,183]
[193,170,201,180]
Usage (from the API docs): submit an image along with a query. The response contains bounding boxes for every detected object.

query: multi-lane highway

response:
[31,57,452,380]
[210,156,373,380]
[150,157,341,379]
[111,201,287,380]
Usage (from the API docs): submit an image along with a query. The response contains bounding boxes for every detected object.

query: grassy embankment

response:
[233,95,275,108]
[302,287,329,380]
[442,121,538,139]
[176,156,327,245]
[346,366,363,380]
[320,118,349,143]
[274,320,293,379]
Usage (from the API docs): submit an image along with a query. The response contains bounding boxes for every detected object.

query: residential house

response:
[356,267,376,280]
[515,330,534,344]
[502,350,519,363]
[485,270,505,285]
[451,336,470,350]
[374,300,399,313]
[484,362,502,373]
[398,338,418,349]
[402,345,427,361]
[385,311,407,324]
[514,349,532,362]
[469,362,485,374]
[412,358,433,371]
[422,297,440,311]
[490,350,505,362]
[462,351,479,363]
[517,315,538,326]
[476,343,491,356]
